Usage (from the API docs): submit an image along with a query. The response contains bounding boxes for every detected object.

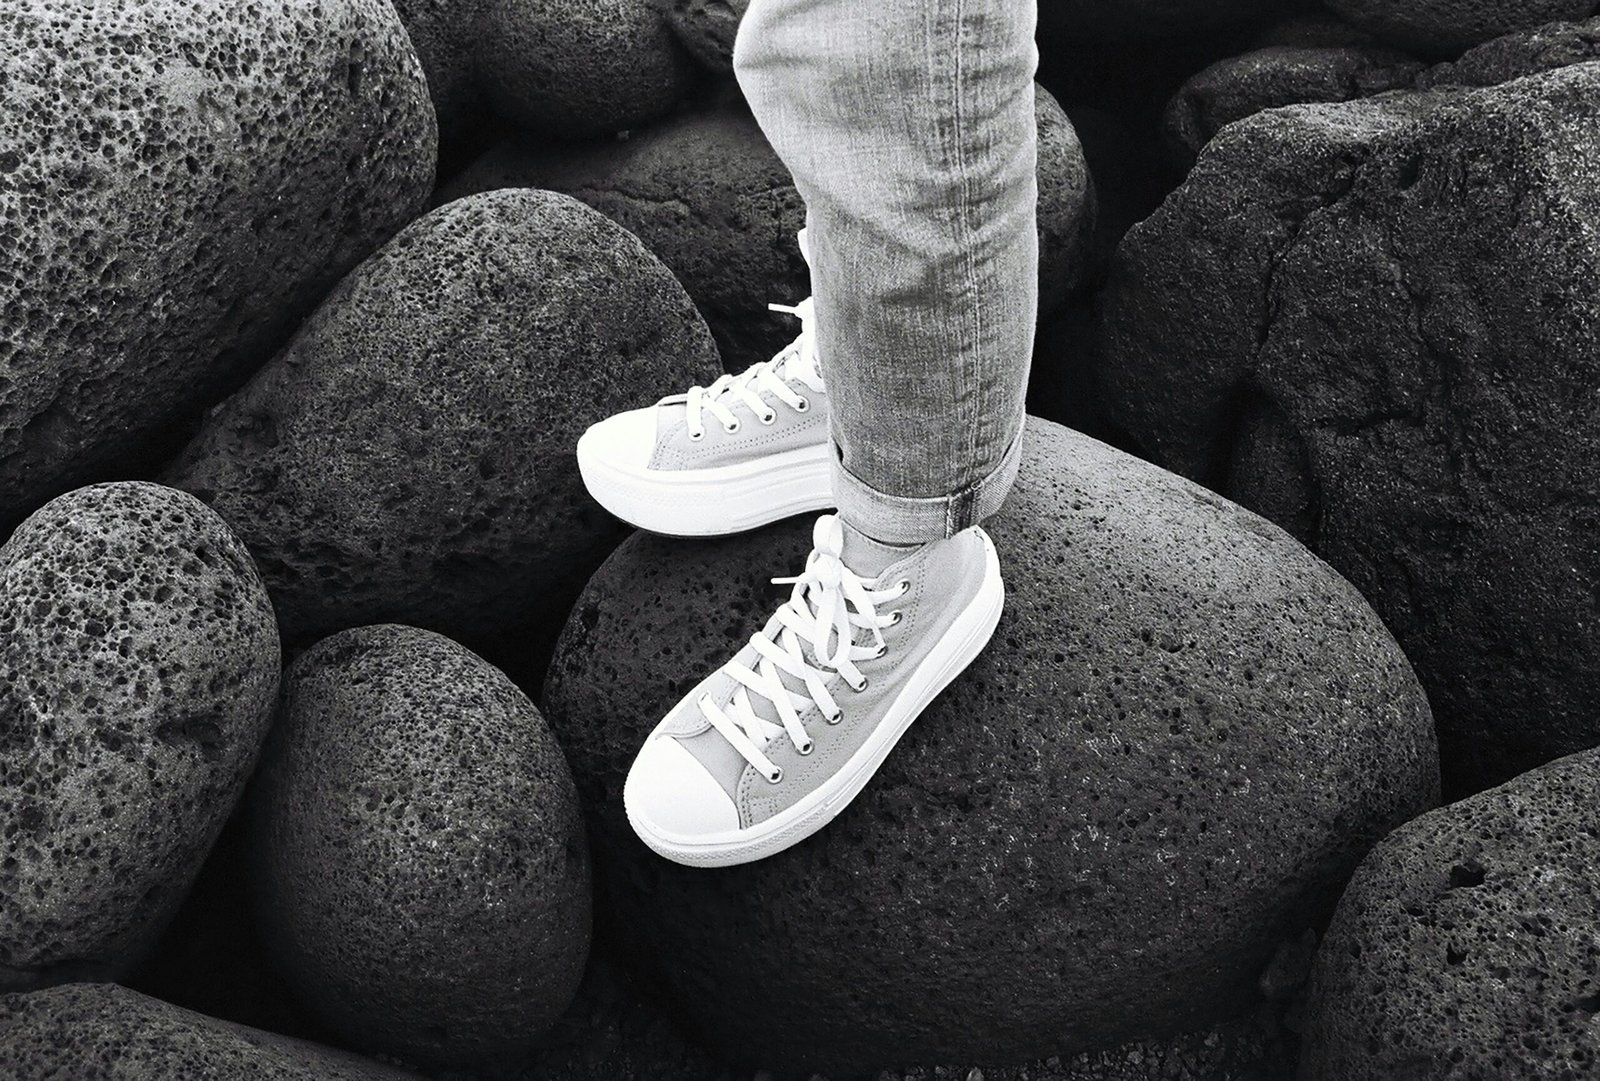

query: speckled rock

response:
[389,0,492,138]
[541,417,1439,1073]
[441,86,1092,372]
[1098,65,1600,798]
[0,482,280,990]
[1164,46,1424,163]
[474,0,696,137]
[1418,14,1600,88]
[1038,0,1297,43]
[252,624,590,1071]
[0,0,436,528]
[664,0,751,71]
[163,188,720,647]
[0,983,415,1080]
[1299,747,1600,1080]
[1323,0,1597,53]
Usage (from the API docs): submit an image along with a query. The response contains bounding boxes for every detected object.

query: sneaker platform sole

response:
[623,529,1005,867]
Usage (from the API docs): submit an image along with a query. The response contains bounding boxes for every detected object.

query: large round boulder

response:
[541,416,1439,1073]
[252,624,590,1072]
[0,983,415,1080]
[442,87,1093,373]
[1098,64,1600,799]
[0,0,436,529]
[664,0,752,71]
[1418,14,1600,88]
[1299,747,1600,1080]
[163,188,720,650]
[1323,0,1596,53]
[0,482,280,990]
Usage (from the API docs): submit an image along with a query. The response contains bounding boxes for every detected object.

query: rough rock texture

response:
[1098,65,1600,798]
[0,0,436,529]
[389,0,492,138]
[163,188,720,648]
[1038,0,1298,43]
[441,86,1093,372]
[0,983,415,1080]
[1299,748,1600,1080]
[1164,46,1424,163]
[0,483,280,990]
[1418,14,1600,88]
[542,417,1439,1073]
[664,0,751,71]
[1323,0,1598,53]
[252,624,591,1072]
[475,0,696,138]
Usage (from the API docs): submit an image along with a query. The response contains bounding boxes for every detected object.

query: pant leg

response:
[732,0,1039,545]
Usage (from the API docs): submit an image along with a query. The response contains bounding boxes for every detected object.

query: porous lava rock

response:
[0,0,436,528]
[1164,46,1424,163]
[1098,64,1600,797]
[1299,747,1600,1080]
[0,983,415,1079]
[0,482,280,990]
[442,86,1092,372]
[541,416,1439,1072]
[1323,0,1598,53]
[252,624,590,1071]
[388,0,492,138]
[163,188,720,647]
[1418,14,1600,88]
[664,0,751,71]
[475,0,696,138]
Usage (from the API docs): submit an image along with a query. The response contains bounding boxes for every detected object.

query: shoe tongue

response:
[839,519,921,580]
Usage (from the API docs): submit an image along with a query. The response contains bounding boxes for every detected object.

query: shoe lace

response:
[697,515,905,782]
[684,297,825,439]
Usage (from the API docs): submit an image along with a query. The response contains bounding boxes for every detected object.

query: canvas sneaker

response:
[577,229,832,537]
[623,513,1004,867]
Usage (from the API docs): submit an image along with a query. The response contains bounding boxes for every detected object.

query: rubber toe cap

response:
[624,735,740,839]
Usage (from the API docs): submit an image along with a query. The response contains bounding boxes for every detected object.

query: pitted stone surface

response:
[542,417,1438,1072]
[1324,0,1597,53]
[1418,15,1600,87]
[442,86,1092,373]
[1099,65,1600,797]
[0,0,436,528]
[0,482,280,990]
[164,188,720,646]
[664,0,751,70]
[253,624,590,1071]
[0,983,415,1079]
[1300,747,1600,1081]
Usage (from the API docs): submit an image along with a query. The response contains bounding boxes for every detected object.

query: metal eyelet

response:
[797,739,814,756]
[766,766,783,784]
[850,677,868,693]
[896,579,911,597]
[888,610,903,627]
[759,411,777,425]
[724,419,741,434]
[794,397,811,413]
[872,643,887,659]
[688,429,705,442]
[826,709,843,725]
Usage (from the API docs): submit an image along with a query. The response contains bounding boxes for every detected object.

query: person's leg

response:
[735,0,1040,545]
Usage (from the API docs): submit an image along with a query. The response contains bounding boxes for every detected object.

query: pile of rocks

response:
[2,1,1597,1079]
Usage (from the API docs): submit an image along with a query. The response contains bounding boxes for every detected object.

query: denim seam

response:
[951,0,984,534]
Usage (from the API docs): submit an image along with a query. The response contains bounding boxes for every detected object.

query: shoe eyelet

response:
[896,579,911,597]
[826,709,843,725]
[851,677,868,693]
[797,739,814,756]
[794,397,811,413]
[766,766,784,784]
[759,411,777,425]
[872,643,887,659]
[724,419,741,434]
[688,429,705,442]
[888,610,903,627]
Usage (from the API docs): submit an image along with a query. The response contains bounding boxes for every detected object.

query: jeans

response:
[732,0,1040,545]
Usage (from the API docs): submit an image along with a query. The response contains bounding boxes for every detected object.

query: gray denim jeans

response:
[732,0,1040,545]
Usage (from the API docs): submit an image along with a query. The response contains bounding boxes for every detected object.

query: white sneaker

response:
[623,514,1005,867]
[577,230,832,537]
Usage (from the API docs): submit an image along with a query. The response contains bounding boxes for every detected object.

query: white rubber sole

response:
[576,430,834,537]
[624,530,1005,868]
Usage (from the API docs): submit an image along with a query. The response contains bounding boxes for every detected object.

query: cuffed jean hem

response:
[829,416,1027,545]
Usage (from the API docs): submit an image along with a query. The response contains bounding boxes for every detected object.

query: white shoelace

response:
[683,297,826,440]
[698,515,909,783]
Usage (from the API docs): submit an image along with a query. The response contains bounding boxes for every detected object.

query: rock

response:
[1038,0,1297,43]
[252,624,591,1071]
[0,983,416,1079]
[1098,64,1600,797]
[389,0,492,139]
[474,0,696,138]
[441,87,1093,372]
[1252,14,1381,49]
[664,0,751,71]
[0,482,280,989]
[163,188,720,648]
[1299,747,1600,1080]
[0,0,436,529]
[541,416,1439,1072]
[1164,46,1424,164]
[1418,14,1600,88]
[1323,0,1597,54]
